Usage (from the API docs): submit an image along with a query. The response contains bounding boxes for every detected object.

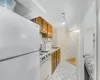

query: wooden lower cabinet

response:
[56,51,59,65]
[52,49,60,73]
[52,52,55,73]
[56,49,60,66]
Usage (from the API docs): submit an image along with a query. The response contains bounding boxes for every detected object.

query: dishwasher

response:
[40,54,51,80]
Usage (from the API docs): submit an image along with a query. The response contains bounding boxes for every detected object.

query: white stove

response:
[40,52,51,63]
[40,52,51,80]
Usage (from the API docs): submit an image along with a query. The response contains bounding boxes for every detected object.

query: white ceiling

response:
[16,0,94,28]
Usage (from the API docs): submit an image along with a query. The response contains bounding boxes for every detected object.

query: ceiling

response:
[15,0,94,28]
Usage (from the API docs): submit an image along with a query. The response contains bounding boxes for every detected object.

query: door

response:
[47,24,52,38]
[52,52,56,73]
[35,17,43,33]
[0,52,40,80]
[58,49,60,64]
[40,57,51,80]
[52,52,54,73]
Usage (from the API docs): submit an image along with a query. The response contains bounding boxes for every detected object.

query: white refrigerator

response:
[0,8,40,80]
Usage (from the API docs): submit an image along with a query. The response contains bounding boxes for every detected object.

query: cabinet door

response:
[40,57,51,80]
[43,20,48,34]
[35,17,43,33]
[56,51,59,65]
[54,52,57,68]
[52,50,60,74]
[52,51,57,73]
[52,52,55,73]
[47,24,52,38]
[58,49,61,64]
[31,17,43,33]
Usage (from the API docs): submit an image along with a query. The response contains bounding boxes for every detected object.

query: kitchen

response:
[14,0,79,80]
[0,0,98,80]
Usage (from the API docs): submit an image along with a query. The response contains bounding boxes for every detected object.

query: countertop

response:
[40,48,60,59]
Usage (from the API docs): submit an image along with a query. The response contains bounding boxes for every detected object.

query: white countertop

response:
[40,48,60,59]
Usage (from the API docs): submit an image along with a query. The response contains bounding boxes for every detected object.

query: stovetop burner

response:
[40,51,49,55]
[40,51,51,63]
[40,51,49,53]
[40,54,43,55]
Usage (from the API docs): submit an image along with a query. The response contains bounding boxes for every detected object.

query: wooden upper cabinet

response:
[31,17,53,36]
[36,17,42,25]
[47,24,53,38]
[42,20,48,34]
[34,17,43,33]
[43,24,53,38]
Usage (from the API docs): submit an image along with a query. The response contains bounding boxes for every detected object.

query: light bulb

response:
[62,22,65,25]
[73,30,80,32]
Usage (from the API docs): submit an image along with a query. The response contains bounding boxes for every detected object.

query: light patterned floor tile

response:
[56,76,62,80]
[48,61,78,80]
[68,74,78,80]
[67,77,74,80]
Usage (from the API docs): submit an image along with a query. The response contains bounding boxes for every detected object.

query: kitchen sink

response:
[52,47,59,49]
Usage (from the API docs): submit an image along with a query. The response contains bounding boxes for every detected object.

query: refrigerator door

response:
[0,8,40,60]
[0,52,40,80]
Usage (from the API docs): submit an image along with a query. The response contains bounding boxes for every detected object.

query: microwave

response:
[40,44,51,52]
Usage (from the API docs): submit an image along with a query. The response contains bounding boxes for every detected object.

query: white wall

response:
[67,30,80,59]
[56,28,68,61]
[52,27,80,60]
[83,1,96,55]
[76,1,96,77]
[84,28,93,54]
[14,0,40,20]
[97,0,100,79]
[14,1,32,19]
[81,1,96,80]
[76,26,84,80]
[52,29,57,46]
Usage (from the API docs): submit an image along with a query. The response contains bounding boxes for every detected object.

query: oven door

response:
[40,56,51,80]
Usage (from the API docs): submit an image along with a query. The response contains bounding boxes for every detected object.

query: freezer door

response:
[0,52,40,80]
[0,8,40,60]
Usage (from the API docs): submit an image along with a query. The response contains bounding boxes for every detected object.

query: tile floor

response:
[49,61,78,80]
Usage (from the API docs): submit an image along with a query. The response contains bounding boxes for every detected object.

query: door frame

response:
[96,0,99,80]
[77,1,96,80]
